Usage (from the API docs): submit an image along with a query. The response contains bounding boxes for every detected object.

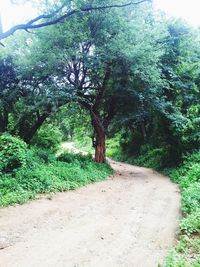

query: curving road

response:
[0,160,180,267]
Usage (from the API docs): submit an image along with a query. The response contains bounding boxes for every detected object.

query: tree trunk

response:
[1,108,9,132]
[141,122,146,141]
[95,131,106,163]
[23,113,49,143]
[91,111,106,163]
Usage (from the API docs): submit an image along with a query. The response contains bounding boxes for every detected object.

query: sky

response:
[154,0,200,27]
[0,0,200,31]
[0,1,37,31]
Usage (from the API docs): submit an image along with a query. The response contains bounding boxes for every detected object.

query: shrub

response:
[169,152,200,188]
[0,149,113,207]
[0,133,27,173]
[31,147,56,164]
[106,134,123,159]
[57,151,93,166]
[180,164,200,188]
[163,251,188,267]
[164,248,200,267]
[14,164,56,193]
[163,152,200,265]
[180,210,200,235]
[57,151,77,163]
[128,146,170,170]
[30,124,62,151]
[182,183,200,214]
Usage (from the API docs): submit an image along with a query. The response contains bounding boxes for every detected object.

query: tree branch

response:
[0,0,149,41]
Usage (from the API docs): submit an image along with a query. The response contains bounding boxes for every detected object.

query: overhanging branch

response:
[0,0,149,41]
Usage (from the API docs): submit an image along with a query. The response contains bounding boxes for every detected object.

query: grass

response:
[0,148,113,207]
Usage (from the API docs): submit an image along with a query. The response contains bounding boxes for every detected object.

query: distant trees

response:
[111,19,200,163]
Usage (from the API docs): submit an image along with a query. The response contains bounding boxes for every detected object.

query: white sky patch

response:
[0,0,200,32]
[0,1,37,31]
[154,0,200,27]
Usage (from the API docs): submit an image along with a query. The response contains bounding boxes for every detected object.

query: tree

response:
[0,57,19,133]
[20,2,162,162]
[0,50,72,142]
[112,19,200,163]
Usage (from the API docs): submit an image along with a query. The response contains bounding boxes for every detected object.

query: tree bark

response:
[91,110,106,163]
[141,122,147,141]
[95,130,106,163]
[23,113,50,143]
[1,109,9,132]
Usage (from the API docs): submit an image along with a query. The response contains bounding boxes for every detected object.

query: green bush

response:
[164,247,200,267]
[178,164,200,189]
[169,152,200,188]
[30,124,62,151]
[106,134,123,159]
[128,146,170,170]
[57,151,93,166]
[180,210,200,235]
[0,149,113,207]
[163,152,200,265]
[31,147,56,164]
[163,251,200,267]
[163,251,188,267]
[182,183,200,214]
[107,137,171,170]
[57,151,77,163]
[0,133,27,173]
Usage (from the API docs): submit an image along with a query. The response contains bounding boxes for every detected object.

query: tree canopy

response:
[0,0,199,163]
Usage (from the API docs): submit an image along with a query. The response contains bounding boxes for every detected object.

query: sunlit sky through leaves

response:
[0,0,200,31]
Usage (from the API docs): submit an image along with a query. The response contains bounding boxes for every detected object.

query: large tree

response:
[18,2,162,162]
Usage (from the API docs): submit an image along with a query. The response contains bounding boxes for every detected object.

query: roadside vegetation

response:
[163,153,200,267]
[0,133,112,207]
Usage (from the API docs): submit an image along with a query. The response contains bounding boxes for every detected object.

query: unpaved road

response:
[0,160,180,267]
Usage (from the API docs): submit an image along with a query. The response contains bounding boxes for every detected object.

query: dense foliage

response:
[163,152,200,267]
[0,133,27,173]
[30,123,63,151]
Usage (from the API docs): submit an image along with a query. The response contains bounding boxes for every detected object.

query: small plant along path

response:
[0,160,180,267]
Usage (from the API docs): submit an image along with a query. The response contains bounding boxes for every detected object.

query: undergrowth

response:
[0,144,113,207]
[163,152,200,267]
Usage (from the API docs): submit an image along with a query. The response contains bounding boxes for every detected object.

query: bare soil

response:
[0,160,180,267]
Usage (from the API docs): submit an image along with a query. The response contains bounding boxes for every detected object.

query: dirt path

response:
[0,160,180,267]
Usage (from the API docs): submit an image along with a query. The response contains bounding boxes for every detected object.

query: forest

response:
[0,0,199,266]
